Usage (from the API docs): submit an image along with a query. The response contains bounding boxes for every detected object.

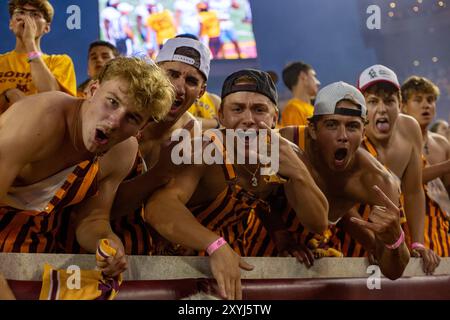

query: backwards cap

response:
[156,37,211,80]
[313,81,367,119]
[221,69,278,105]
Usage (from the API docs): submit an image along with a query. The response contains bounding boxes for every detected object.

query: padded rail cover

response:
[8,276,450,300]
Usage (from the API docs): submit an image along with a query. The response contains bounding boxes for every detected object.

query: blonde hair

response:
[97,57,174,122]
[401,76,440,103]
[8,0,54,23]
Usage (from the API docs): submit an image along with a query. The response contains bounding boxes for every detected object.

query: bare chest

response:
[14,143,90,187]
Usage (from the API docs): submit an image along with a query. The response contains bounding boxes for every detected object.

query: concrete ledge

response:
[1,253,449,281]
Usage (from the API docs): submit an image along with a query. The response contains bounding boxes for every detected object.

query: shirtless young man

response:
[252,81,410,280]
[401,76,450,256]
[144,69,329,300]
[0,57,173,276]
[355,65,440,274]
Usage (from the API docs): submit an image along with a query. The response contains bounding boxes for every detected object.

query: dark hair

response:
[363,81,401,102]
[88,40,120,58]
[282,61,312,91]
[176,33,199,41]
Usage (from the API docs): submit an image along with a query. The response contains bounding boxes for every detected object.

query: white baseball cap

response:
[357,64,400,92]
[313,81,367,119]
[156,37,211,80]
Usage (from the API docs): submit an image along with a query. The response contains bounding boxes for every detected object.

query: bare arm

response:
[145,164,253,300]
[20,17,60,92]
[402,118,426,245]
[350,183,410,280]
[73,139,138,277]
[423,159,450,184]
[274,125,328,233]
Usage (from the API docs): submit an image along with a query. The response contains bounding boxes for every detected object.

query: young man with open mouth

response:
[0,56,173,279]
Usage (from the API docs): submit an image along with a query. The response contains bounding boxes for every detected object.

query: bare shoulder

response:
[358,147,396,188]
[98,137,139,181]
[397,113,422,145]
[1,91,75,125]
[398,113,421,136]
[0,92,78,159]
[429,131,449,148]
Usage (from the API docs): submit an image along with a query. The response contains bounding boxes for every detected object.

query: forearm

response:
[146,194,219,251]
[423,160,450,183]
[29,58,60,92]
[285,174,328,233]
[403,191,425,243]
[375,240,410,280]
[76,218,120,253]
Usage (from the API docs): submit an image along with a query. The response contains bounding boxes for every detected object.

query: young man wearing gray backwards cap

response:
[145,69,329,300]
[253,81,410,280]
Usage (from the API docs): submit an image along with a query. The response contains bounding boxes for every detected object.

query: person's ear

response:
[272,108,279,129]
[88,80,100,97]
[198,84,206,99]
[308,122,317,140]
[43,22,51,35]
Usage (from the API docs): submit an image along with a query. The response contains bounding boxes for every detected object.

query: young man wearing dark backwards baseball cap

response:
[251,81,410,279]
[144,69,329,300]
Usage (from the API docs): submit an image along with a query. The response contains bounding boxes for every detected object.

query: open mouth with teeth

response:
[375,118,390,133]
[334,147,348,168]
[95,129,109,145]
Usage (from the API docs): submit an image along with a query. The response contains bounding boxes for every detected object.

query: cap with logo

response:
[313,81,367,119]
[357,64,400,92]
[221,69,278,105]
[156,37,211,80]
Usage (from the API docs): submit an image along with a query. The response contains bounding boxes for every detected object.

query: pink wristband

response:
[385,229,405,250]
[411,242,425,250]
[206,237,226,255]
[27,51,42,62]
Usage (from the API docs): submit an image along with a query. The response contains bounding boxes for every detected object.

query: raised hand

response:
[350,185,403,248]
[258,122,303,179]
[21,16,38,48]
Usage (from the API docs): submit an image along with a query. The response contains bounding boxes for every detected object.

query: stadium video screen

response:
[99,0,258,60]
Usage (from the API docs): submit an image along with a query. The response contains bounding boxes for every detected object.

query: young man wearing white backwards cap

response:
[251,81,410,280]
[349,64,440,274]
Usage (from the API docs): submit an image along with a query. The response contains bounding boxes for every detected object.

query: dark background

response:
[1,0,449,119]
